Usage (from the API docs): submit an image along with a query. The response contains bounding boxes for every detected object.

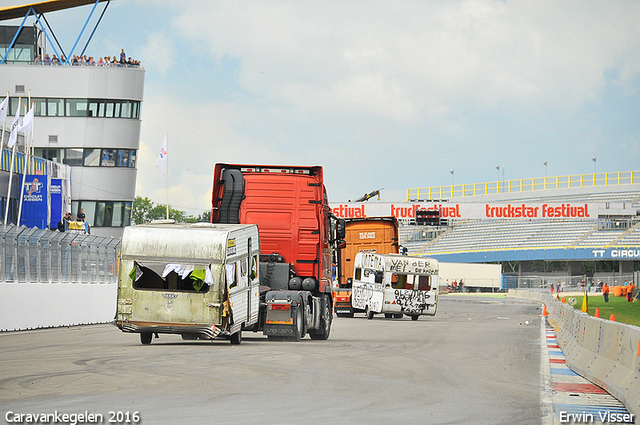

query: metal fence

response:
[0,224,120,284]
[514,274,635,292]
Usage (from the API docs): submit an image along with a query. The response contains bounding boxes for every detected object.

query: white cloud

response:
[138,32,176,76]
[168,1,640,119]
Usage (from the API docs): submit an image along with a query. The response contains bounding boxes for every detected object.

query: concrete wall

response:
[509,289,640,419]
[0,282,117,331]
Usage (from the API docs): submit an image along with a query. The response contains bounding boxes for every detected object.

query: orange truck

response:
[334,217,400,317]
[211,164,345,341]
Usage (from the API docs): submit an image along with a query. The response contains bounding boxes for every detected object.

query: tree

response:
[132,196,154,225]
[195,210,211,223]
[131,196,210,225]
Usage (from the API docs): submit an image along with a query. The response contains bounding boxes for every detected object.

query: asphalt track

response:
[0,296,546,425]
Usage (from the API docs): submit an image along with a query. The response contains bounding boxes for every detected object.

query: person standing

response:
[76,208,86,222]
[626,283,635,302]
[602,282,610,303]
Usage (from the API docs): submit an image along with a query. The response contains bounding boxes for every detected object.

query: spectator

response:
[76,208,86,222]
[34,54,42,63]
[602,282,609,303]
[626,283,635,302]
[119,48,126,64]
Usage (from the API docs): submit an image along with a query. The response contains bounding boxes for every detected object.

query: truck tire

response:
[230,331,242,345]
[140,332,153,345]
[384,313,393,319]
[393,313,403,319]
[291,305,303,342]
[411,315,419,321]
[310,295,332,340]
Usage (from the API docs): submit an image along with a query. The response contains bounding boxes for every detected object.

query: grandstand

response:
[400,170,640,288]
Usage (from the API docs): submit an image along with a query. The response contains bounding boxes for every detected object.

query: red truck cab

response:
[211,164,343,340]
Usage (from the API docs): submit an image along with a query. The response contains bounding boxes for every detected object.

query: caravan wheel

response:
[140,332,153,345]
[230,331,242,345]
[366,306,374,320]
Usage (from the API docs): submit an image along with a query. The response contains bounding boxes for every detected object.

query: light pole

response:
[543,161,547,178]
[450,169,454,186]
[592,157,596,174]
[496,166,501,181]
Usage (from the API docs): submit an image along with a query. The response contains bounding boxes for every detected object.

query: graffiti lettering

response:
[352,283,375,308]
[394,289,431,314]
[388,259,409,272]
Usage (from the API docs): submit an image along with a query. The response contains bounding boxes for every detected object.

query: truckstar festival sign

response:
[329,202,594,220]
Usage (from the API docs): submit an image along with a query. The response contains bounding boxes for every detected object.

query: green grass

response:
[571,294,640,327]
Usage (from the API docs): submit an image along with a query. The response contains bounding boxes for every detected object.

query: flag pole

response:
[17,98,30,227]
[0,91,8,150]
[165,134,169,220]
[4,96,20,226]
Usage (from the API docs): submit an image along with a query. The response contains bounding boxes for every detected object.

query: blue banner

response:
[21,175,48,229]
[50,178,64,228]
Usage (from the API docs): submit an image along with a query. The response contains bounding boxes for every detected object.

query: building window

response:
[83,148,100,166]
[117,150,130,167]
[101,149,117,166]
[64,148,83,166]
[65,99,88,117]
[32,98,46,116]
[7,97,140,119]
[72,200,132,228]
[38,148,137,168]
[47,98,64,117]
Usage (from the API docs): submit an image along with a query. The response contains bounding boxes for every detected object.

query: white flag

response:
[18,105,34,133]
[0,94,8,122]
[155,135,167,172]
[7,104,20,148]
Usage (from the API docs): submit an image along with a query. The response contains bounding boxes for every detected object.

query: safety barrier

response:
[0,224,120,331]
[508,289,640,419]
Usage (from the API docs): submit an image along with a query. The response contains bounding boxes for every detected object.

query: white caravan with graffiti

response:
[351,252,439,320]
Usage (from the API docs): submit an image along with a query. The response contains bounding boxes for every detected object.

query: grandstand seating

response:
[401,178,640,255]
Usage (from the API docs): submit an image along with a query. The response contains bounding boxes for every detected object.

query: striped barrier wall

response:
[508,289,640,419]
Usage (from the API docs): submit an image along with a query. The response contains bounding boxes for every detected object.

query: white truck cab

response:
[351,252,439,320]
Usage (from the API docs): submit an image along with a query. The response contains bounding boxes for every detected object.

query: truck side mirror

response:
[336,218,346,240]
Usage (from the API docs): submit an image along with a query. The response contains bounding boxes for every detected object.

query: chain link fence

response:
[0,224,120,284]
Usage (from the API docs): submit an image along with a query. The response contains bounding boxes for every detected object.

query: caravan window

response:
[131,262,211,293]
[392,273,408,289]
[417,275,431,291]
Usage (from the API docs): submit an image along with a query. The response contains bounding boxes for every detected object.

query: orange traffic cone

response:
[594,308,600,318]
[610,314,616,322]
[542,305,548,317]
[556,293,560,301]
[562,298,567,304]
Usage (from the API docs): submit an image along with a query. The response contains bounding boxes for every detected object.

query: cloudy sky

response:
[5,0,640,215]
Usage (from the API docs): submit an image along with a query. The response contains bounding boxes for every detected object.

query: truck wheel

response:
[394,313,403,319]
[411,315,419,321]
[384,313,393,319]
[366,306,374,320]
[230,331,242,345]
[310,295,332,340]
[291,305,303,341]
[140,332,153,345]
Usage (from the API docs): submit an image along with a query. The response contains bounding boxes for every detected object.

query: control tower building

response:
[0,0,144,238]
